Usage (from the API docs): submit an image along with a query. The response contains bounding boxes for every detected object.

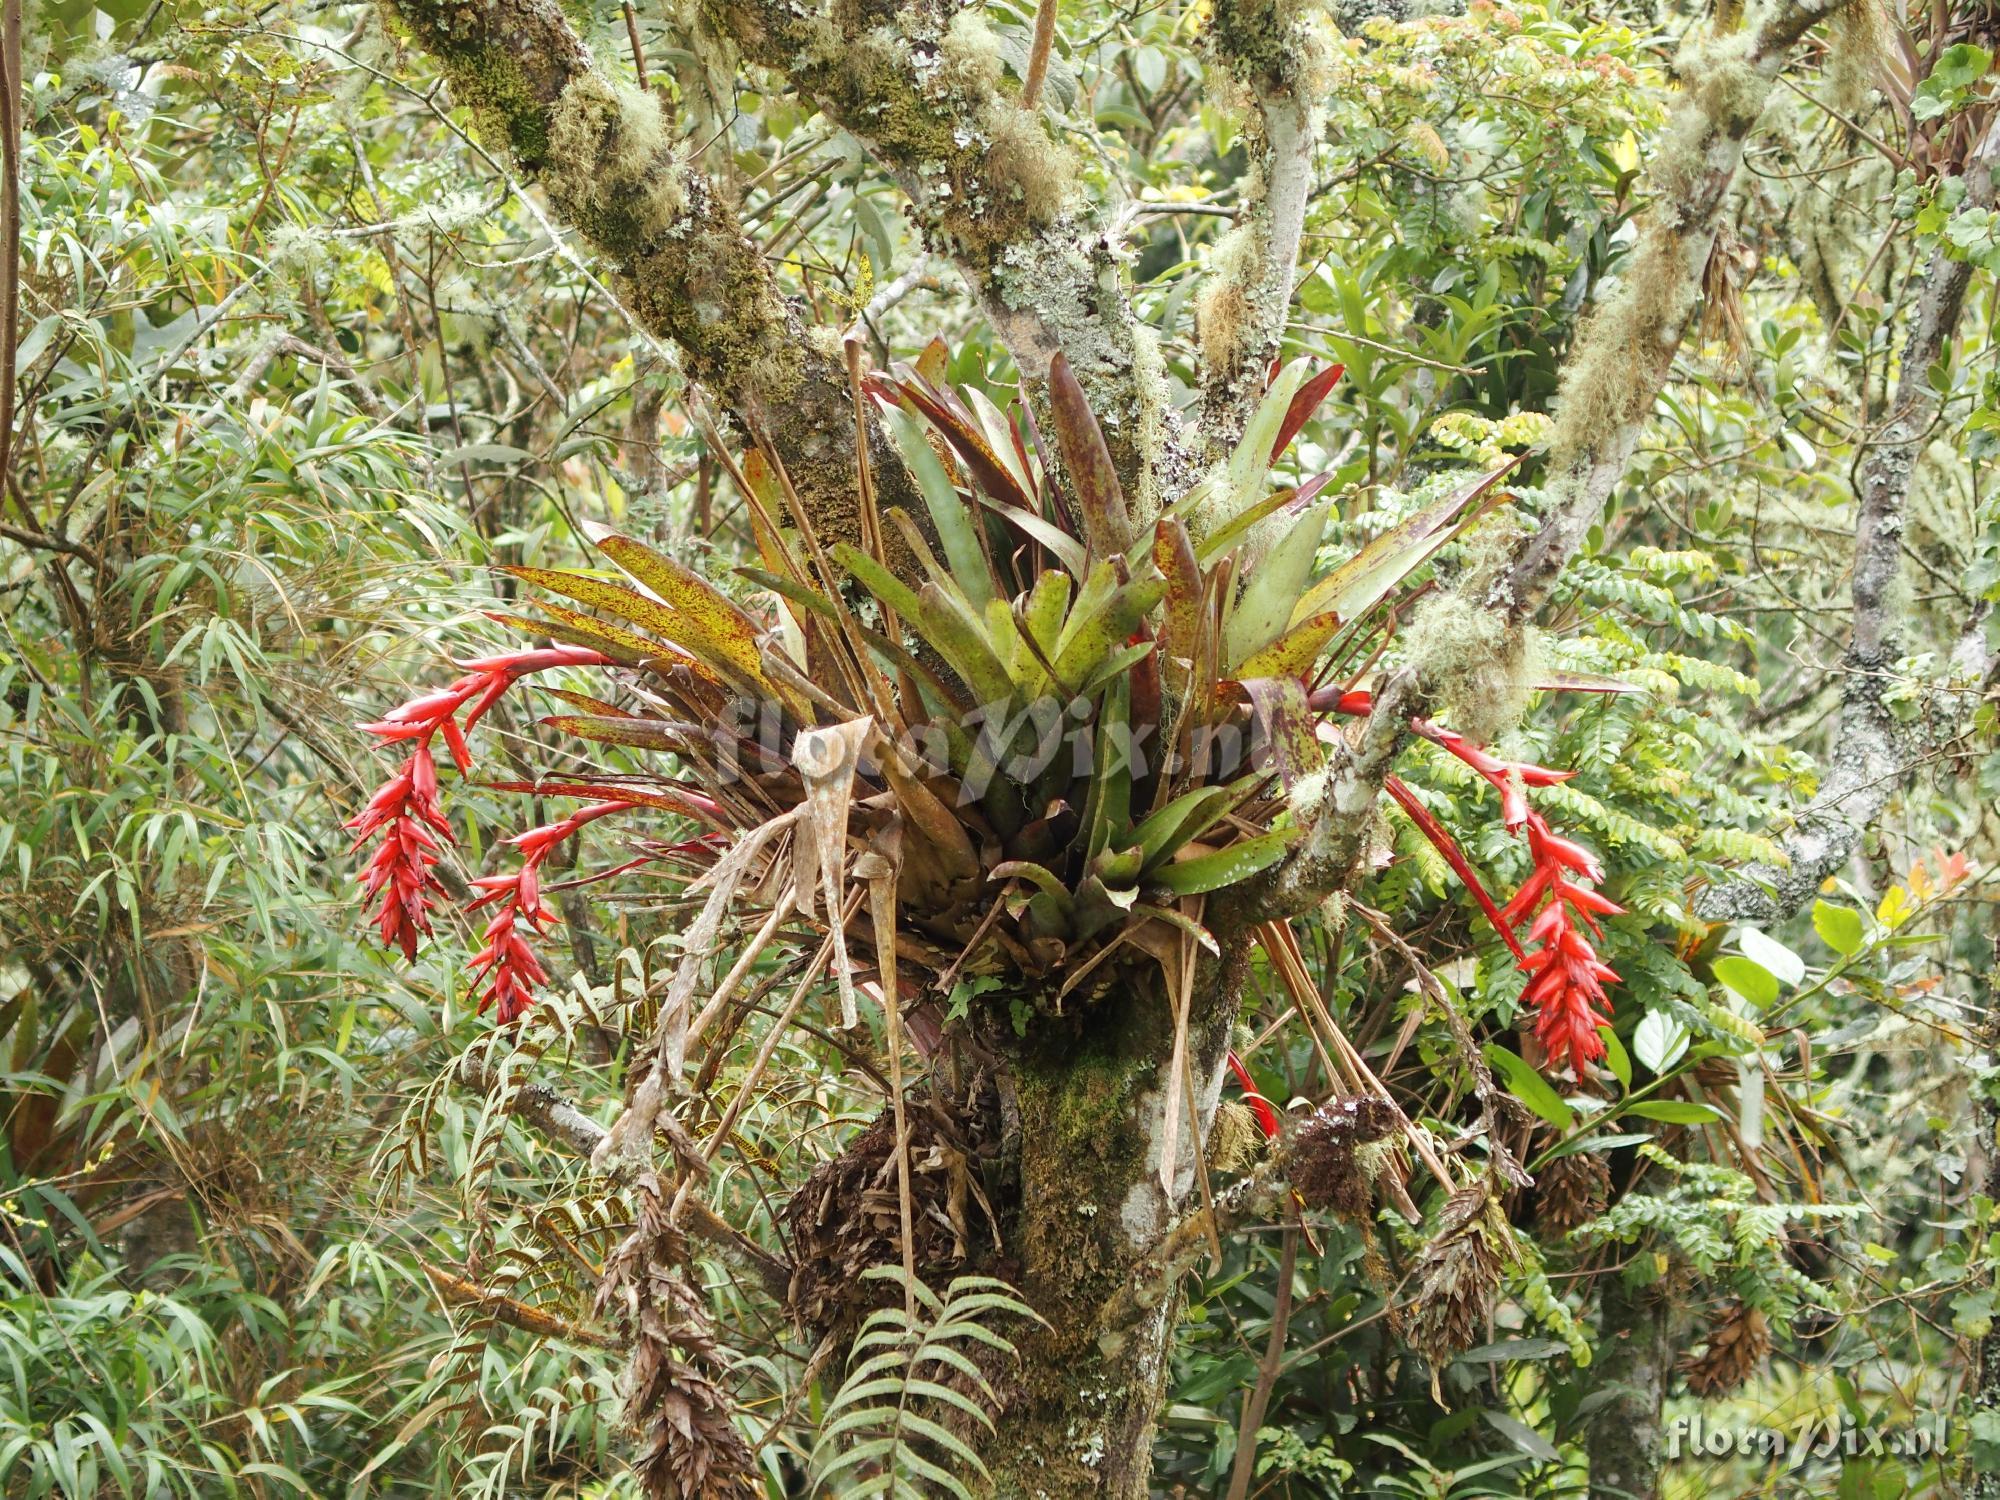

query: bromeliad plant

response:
[349,344,1629,1079]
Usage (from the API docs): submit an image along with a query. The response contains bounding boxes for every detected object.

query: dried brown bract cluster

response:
[784,1068,1006,1332]
[1398,1184,1513,1366]
[1681,1300,1771,1396]
[595,1171,758,1499]
[1287,1094,1398,1220]
[1534,1150,1611,1236]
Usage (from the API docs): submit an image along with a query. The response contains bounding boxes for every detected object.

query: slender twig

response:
[1224,1225,1298,1500]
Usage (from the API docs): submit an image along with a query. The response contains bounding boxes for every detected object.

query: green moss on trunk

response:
[976,949,1247,1495]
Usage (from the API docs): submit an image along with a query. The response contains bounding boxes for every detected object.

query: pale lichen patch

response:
[543,71,687,256]
[1401,590,1543,743]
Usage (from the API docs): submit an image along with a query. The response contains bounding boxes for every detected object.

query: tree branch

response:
[383,0,924,566]
[1695,113,2000,926]
[1492,0,1852,619]
[1223,667,1420,928]
[1196,0,1321,456]
[707,0,1192,507]
[455,1054,792,1300]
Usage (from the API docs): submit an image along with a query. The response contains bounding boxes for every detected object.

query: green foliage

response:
[810,1271,1038,1498]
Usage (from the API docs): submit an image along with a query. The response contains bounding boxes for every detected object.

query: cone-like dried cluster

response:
[784,1070,1005,1332]
[1534,1150,1611,1236]
[1398,1184,1512,1366]
[1681,1300,1771,1396]
[595,1171,759,1498]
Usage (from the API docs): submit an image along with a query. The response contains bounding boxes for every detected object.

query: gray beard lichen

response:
[1400,591,1542,744]
[1194,215,1262,392]
[543,72,688,258]
[1544,26,1774,474]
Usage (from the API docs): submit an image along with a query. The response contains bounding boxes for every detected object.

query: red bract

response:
[1423,732,1622,1073]
[465,801,631,1023]
[1321,691,1623,1074]
[1227,1050,1281,1140]
[346,646,614,1018]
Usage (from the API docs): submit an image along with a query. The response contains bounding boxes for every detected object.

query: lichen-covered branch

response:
[1196,0,1327,456]
[1224,668,1420,927]
[706,0,1191,508]
[383,0,920,560]
[1492,0,1851,619]
[1696,114,2000,926]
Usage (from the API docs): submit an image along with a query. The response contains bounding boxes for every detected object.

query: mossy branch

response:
[1492,0,1856,620]
[1222,667,1420,927]
[1196,0,1326,456]
[383,0,921,563]
[1696,113,2000,925]
[706,0,1191,508]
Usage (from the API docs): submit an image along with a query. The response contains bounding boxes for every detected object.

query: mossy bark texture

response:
[980,955,1243,1495]
[381,0,929,578]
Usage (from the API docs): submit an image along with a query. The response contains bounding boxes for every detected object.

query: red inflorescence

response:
[345,646,615,1021]
[1415,722,1624,1072]
[464,801,631,1024]
[1329,694,1626,1074]
[1226,1050,1282,1140]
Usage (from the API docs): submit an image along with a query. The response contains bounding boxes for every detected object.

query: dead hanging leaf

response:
[1701,226,1754,371]
[660,808,801,1079]
[794,716,875,1030]
[594,807,802,1171]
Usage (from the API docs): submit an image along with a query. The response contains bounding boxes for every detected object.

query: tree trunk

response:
[1586,1275,1676,1499]
[980,947,1247,1496]
[1970,935,2000,1500]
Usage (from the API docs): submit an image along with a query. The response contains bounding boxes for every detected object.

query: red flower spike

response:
[348,646,616,993]
[462,799,634,1025]
[1227,1050,1281,1140]
[1384,775,1527,963]
[1314,701,1626,1078]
